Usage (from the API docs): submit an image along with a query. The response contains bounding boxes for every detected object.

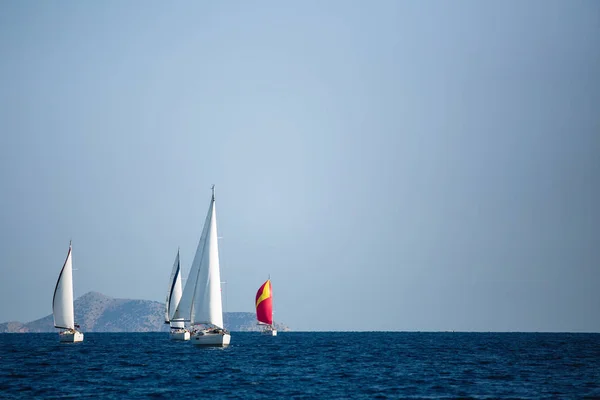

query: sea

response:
[1,332,598,399]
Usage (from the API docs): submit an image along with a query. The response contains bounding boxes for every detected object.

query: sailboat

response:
[165,249,190,340]
[255,278,277,336]
[52,241,84,343]
[173,185,230,347]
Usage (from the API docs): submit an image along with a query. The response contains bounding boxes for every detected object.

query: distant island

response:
[0,291,290,333]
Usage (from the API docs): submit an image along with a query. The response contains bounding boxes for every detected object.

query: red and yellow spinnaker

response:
[255,279,273,325]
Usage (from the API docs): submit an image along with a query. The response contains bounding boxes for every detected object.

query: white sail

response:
[172,197,212,322]
[190,189,224,329]
[52,244,75,330]
[165,249,185,328]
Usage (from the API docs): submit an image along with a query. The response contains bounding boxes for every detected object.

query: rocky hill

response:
[0,292,290,333]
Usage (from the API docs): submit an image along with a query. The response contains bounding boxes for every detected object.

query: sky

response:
[0,0,598,332]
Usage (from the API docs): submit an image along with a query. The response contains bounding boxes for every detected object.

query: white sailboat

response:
[173,185,230,347]
[165,249,190,340]
[52,241,84,343]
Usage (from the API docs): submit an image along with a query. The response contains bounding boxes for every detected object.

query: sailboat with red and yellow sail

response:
[255,278,277,336]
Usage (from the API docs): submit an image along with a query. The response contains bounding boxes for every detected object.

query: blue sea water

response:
[1,332,599,399]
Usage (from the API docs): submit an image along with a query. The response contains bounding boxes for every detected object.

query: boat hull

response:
[192,330,231,347]
[261,329,277,336]
[170,330,190,341]
[59,330,84,343]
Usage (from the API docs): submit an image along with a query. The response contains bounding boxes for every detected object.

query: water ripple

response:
[0,332,599,399]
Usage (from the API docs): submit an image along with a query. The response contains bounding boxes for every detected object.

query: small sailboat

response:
[256,278,277,336]
[52,241,84,343]
[165,249,190,340]
[173,185,230,347]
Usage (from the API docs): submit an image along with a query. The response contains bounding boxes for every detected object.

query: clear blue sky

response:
[1,0,598,331]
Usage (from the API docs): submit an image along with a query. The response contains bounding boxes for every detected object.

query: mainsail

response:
[165,249,185,328]
[52,243,75,330]
[255,279,273,325]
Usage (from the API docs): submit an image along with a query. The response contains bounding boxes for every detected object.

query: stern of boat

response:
[59,330,84,343]
[169,330,191,341]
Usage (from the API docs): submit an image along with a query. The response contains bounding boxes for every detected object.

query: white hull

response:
[170,330,190,341]
[261,328,277,336]
[59,330,84,342]
[192,330,231,347]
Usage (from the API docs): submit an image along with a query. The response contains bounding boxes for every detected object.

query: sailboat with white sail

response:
[52,241,84,343]
[165,249,190,340]
[173,185,230,347]
[255,278,277,336]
